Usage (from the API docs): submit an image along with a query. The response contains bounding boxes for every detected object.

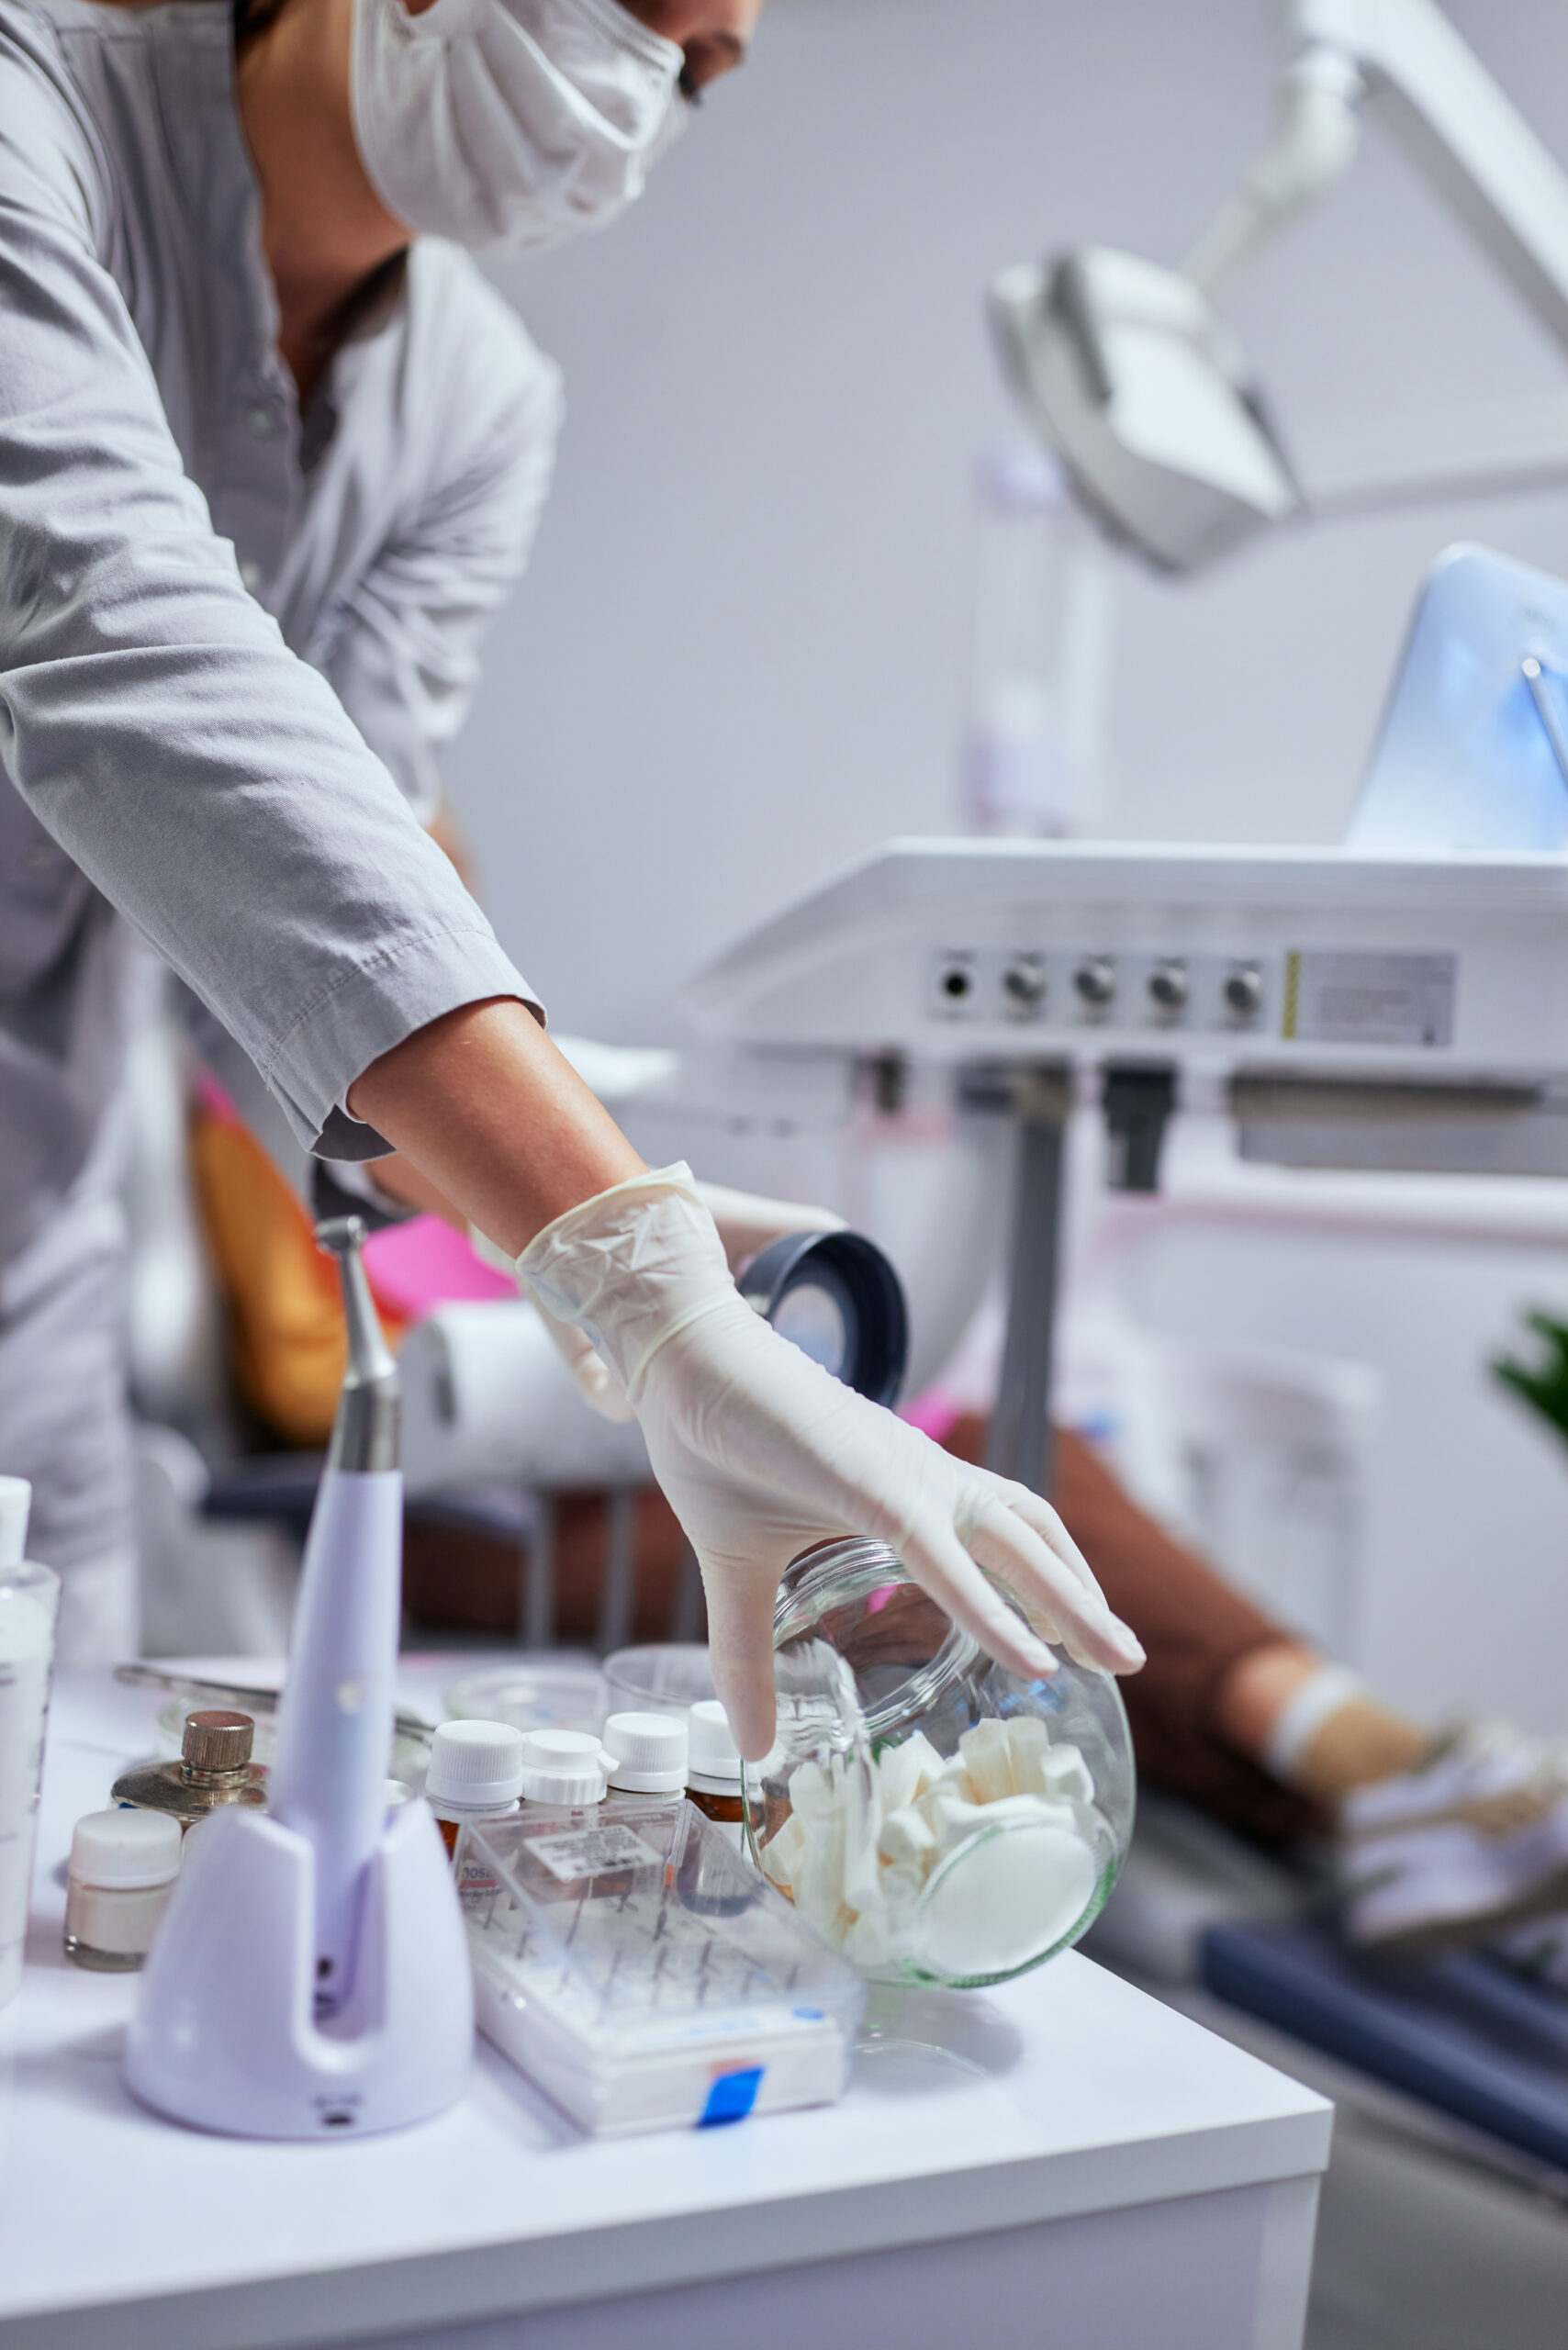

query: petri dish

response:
[599,1643,715,1724]
[442,1657,606,1738]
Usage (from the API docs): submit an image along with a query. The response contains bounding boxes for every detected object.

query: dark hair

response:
[233,0,288,54]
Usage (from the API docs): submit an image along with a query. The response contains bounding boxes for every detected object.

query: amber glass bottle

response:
[686,1700,745,1850]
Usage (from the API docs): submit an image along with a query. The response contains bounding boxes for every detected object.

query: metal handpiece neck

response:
[316,1217,400,1474]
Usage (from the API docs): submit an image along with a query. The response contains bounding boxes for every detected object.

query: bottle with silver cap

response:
[425,1720,525,1860]
[112,1709,268,1830]
[601,1711,689,1807]
[64,1808,183,1971]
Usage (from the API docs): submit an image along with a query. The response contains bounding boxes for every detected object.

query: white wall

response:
[449,0,1568,1037]
[444,0,1568,1728]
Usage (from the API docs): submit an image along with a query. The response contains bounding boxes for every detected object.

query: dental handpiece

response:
[266,1219,403,2012]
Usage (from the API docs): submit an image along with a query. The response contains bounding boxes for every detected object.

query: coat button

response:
[238,558,263,593]
[245,402,281,440]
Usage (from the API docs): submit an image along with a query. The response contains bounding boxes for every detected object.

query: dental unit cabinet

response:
[125,1217,473,2140]
[684,833,1568,1496]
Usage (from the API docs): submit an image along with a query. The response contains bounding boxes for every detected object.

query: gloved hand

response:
[484,1179,847,1427]
[519,1164,1144,1757]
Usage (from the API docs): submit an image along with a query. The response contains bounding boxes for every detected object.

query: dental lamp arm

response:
[1184,0,1568,358]
[1182,43,1364,291]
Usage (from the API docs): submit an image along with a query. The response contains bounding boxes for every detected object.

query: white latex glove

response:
[478,1181,848,1427]
[518,1165,1145,1757]
[691,1181,847,1276]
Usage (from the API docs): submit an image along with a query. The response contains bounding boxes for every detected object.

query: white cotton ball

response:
[1003,1716,1053,1796]
[879,1858,927,1906]
[878,1804,938,1868]
[841,1785,886,1918]
[876,1731,943,1814]
[929,1793,989,1852]
[793,1814,846,1920]
[959,1718,1015,1803]
[1040,1744,1094,1807]
[971,1794,1079,1835]
[762,1810,806,1890]
[845,1908,895,1971]
[789,1759,836,1818]
[919,1817,1099,1980]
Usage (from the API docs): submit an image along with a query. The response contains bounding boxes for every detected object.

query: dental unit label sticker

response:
[1282,951,1456,1048]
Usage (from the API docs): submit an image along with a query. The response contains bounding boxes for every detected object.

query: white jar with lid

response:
[64,1809,182,1972]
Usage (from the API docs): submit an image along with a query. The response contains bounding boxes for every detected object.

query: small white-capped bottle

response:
[601,1711,688,1807]
[425,1720,526,1860]
[686,1700,745,1849]
[64,1808,182,1972]
[518,1729,610,1808]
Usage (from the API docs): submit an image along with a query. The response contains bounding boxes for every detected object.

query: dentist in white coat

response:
[0,0,1143,1730]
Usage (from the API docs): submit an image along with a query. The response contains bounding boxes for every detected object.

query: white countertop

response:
[0,1662,1332,2349]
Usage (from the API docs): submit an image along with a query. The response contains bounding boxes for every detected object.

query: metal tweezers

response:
[114,1662,434,1744]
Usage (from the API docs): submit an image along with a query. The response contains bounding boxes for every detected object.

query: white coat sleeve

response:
[0,71,538,1159]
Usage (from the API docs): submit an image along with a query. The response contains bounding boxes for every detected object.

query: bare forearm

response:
[345,999,644,1254]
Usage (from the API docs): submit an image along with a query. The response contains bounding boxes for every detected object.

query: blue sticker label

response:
[698,2066,763,2127]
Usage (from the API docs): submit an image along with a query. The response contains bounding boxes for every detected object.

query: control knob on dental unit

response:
[1002,957,1047,1010]
[1148,960,1189,1013]
[1223,963,1263,1017]
[1073,956,1116,1009]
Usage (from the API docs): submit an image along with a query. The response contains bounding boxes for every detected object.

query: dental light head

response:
[991,1,1568,576]
[989,247,1304,576]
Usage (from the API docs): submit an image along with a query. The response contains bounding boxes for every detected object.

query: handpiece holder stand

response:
[126,1218,473,2140]
[125,1797,471,2138]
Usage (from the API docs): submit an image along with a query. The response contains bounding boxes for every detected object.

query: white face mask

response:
[352,0,687,253]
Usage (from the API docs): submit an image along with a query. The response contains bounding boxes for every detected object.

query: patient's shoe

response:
[1491,1909,1568,1996]
[1338,1723,1568,1952]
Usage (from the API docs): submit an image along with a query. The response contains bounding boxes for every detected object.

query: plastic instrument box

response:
[457,1800,865,2138]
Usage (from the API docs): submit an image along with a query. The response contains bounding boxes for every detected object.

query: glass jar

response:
[599,1643,714,1723]
[744,1539,1135,1988]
